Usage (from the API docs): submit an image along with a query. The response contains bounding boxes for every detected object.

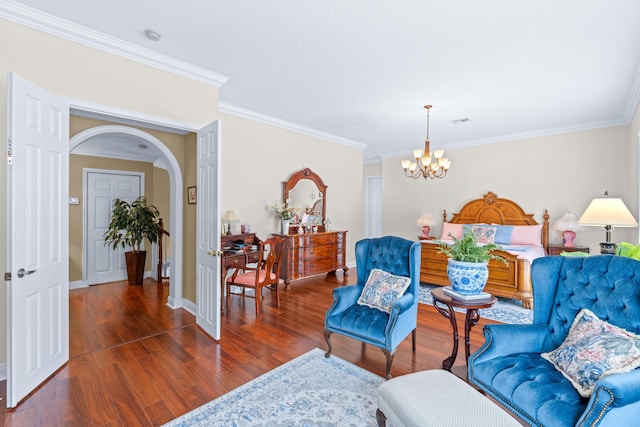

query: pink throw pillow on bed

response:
[510,224,543,246]
[440,222,463,240]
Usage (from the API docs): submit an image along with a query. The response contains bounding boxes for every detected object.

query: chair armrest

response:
[326,285,361,315]
[578,369,640,426]
[470,323,548,364]
[389,293,415,316]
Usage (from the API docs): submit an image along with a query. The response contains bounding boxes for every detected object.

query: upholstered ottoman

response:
[376,369,521,427]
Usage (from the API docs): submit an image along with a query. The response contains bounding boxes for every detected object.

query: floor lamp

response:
[578,192,638,254]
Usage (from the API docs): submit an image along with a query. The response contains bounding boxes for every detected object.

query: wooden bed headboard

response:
[442,191,550,248]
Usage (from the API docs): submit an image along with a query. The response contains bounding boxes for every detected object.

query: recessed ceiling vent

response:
[144,29,162,42]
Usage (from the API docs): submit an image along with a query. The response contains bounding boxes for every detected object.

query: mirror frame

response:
[283,168,327,230]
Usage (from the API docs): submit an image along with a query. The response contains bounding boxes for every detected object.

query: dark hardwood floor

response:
[0,271,499,426]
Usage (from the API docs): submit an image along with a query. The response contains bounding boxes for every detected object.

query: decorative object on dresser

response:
[401,105,451,180]
[222,210,239,235]
[553,211,582,247]
[416,212,435,239]
[276,168,348,288]
[226,235,285,316]
[419,191,549,309]
[578,191,638,254]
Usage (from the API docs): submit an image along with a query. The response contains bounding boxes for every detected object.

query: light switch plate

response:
[69,197,80,205]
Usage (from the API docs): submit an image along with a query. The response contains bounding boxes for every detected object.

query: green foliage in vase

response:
[438,228,508,264]
[104,196,161,253]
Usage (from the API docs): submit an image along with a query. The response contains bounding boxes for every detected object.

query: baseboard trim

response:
[0,363,7,381]
[69,280,89,289]
[181,298,195,315]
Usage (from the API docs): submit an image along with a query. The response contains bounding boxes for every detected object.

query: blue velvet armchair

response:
[324,236,421,379]
[468,255,640,427]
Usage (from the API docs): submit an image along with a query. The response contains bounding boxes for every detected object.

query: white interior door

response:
[86,171,142,285]
[366,176,383,238]
[7,73,69,407]
[196,120,221,339]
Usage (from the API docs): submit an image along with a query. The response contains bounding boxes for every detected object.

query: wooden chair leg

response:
[412,328,416,352]
[274,282,280,307]
[382,349,394,379]
[226,281,231,311]
[255,286,261,316]
[324,330,333,357]
[376,408,387,427]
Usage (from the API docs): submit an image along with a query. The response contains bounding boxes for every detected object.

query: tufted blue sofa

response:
[324,236,421,379]
[468,255,640,427]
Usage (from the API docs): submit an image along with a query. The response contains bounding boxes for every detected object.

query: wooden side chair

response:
[226,235,286,315]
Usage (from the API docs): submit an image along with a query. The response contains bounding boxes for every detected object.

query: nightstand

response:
[547,244,590,256]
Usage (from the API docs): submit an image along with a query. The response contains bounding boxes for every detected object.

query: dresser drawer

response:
[303,244,334,259]
[304,257,336,275]
[224,252,259,269]
[301,233,336,247]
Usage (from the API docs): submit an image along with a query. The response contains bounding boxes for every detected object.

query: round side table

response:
[431,287,497,371]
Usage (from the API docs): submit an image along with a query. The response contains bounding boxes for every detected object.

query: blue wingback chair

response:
[324,236,421,379]
[468,255,640,427]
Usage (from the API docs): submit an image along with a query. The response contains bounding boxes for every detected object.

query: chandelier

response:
[401,105,451,179]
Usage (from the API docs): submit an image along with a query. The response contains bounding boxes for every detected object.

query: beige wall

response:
[69,154,156,281]
[379,125,635,253]
[219,112,365,264]
[0,20,218,366]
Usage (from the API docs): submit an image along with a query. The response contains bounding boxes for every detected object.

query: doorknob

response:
[17,268,36,278]
[208,250,222,257]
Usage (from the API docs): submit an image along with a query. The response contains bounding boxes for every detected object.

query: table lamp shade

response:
[417,213,435,238]
[577,198,638,227]
[578,195,638,254]
[222,210,239,222]
[553,212,582,247]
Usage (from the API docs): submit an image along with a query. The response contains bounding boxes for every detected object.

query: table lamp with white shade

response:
[578,192,638,254]
[222,210,240,236]
[417,213,436,239]
[553,212,582,247]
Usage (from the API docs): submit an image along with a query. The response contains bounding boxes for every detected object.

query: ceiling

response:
[10,0,640,163]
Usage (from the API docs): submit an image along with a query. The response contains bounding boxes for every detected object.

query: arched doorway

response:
[69,125,184,307]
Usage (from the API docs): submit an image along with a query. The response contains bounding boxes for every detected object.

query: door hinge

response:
[4,272,10,281]
[7,136,12,165]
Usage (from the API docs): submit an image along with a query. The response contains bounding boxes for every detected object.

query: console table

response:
[276,230,348,289]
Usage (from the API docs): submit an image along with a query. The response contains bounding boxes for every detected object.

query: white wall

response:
[379,125,635,253]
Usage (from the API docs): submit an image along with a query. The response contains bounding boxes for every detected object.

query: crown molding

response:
[623,58,640,122]
[0,1,229,88]
[380,117,628,160]
[219,102,367,150]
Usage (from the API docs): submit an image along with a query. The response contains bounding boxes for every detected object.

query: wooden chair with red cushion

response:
[226,235,286,315]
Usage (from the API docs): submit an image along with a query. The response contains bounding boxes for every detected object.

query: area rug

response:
[163,348,384,426]
[419,284,533,324]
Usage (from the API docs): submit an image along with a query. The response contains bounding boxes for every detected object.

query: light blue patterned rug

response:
[419,284,533,324]
[163,348,384,426]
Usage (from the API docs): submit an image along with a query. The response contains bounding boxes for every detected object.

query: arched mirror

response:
[283,168,327,232]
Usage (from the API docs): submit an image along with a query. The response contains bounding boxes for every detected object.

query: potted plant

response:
[104,196,161,285]
[438,228,507,295]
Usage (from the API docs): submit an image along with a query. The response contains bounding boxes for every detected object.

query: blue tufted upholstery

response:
[469,255,640,426]
[324,236,421,379]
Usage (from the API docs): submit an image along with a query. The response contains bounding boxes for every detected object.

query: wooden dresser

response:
[277,230,348,288]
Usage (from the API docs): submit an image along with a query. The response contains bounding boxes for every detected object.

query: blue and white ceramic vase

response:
[447,259,489,294]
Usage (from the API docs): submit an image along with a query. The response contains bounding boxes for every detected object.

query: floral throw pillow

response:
[357,268,411,313]
[471,225,497,244]
[541,308,640,397]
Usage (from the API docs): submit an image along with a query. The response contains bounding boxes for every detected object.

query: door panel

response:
[196,121,221,340]
[8,73,69,407]
[86,171,141,285]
